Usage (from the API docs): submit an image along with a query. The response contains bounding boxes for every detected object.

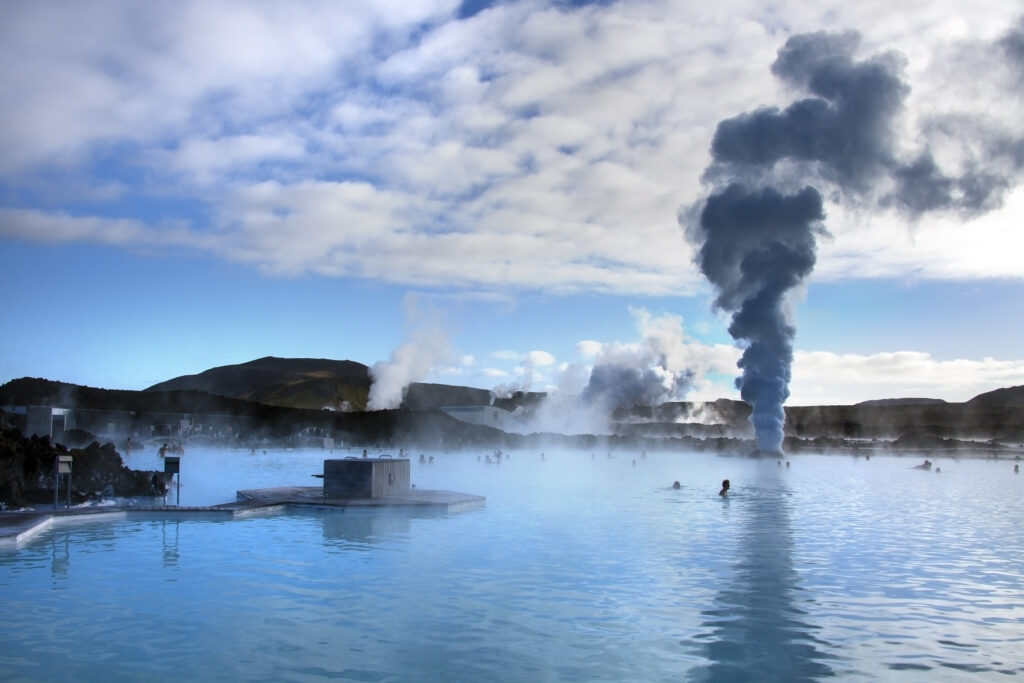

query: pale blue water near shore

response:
[2,447,1023,681]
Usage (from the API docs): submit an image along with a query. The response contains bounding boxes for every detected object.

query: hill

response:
[4,358,1024,447]
[146,357,542,413]
[967,385,1024,406]
[0,377,514,449]
[855,398,948,407]
[146,356,372,411]
[0,377,272,416]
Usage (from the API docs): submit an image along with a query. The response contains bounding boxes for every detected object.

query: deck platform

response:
[0,487,484,548]
[236,486,485,512]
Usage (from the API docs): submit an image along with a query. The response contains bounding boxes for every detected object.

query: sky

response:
[1,0,1023,408]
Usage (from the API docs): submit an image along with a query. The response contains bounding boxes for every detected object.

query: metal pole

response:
[66,471,71,509]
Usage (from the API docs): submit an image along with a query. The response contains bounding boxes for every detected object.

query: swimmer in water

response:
[672,481,681,489]
[719,479,730,497]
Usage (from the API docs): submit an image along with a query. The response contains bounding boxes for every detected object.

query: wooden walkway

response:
[235,486,486,511]
[0,487,484,548]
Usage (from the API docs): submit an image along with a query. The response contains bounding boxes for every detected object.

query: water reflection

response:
[313,508,446,545]
[161,521,179,568]
[50,533,70,583]
[690,470,835,681]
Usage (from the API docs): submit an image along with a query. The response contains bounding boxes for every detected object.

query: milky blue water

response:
[2,447,1023,681]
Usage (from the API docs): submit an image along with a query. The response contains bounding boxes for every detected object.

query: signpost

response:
[54,455,73,509]
[164,455,180,506]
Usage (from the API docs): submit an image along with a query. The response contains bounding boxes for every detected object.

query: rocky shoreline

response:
[0,429,164,510]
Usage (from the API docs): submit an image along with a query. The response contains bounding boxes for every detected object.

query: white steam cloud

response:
[515,309,702,435]
[490,350,556,401]
[367,296,451,410]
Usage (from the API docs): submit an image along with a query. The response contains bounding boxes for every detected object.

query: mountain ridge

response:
[3,360,1023,444]
[145,356,372,411]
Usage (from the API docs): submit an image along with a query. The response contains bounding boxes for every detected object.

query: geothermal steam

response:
[686,24,1024,453]
[580,309,693,415]
[368,299,451,410]
[514,310,697,435]
[489,350,555,402]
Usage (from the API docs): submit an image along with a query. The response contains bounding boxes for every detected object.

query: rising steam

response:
[685,22,1024,453]
[490,350,555,402]
[367,297,451,410]
[581,308,693,414]
[516,310,696,435]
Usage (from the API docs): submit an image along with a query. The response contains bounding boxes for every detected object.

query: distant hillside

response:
[968,385,1024,405]
[0,377,271,415]
[6,359,1024,445]
[146,356,372,411]
[856,398,948,407]
[145,357,540,413]
[0,377,515,448]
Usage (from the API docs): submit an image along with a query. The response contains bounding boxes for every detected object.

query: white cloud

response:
[159,133,308,186]
[575,340,603,358]
[0,208,199,248]
[1,0,1022,295]
[452,316,1023,406]
[525,350,556,367]
[789,350,1024,405]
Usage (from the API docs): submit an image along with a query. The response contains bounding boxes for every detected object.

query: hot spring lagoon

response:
[2,447,1022,681]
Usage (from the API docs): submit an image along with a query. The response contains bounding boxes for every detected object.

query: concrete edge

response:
[0,515,55,549]
[1,490,484,548]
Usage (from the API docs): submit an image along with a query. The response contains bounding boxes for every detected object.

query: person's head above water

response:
[719,479,730,496]
[672,481,681,489]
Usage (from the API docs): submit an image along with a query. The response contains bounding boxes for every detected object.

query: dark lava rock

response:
[67,441,161,499]
[0,429,162,508]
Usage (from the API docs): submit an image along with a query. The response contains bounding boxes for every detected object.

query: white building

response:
[441,405,520,433]
[24,406,75,440]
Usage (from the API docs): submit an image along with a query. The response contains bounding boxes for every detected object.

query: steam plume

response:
[517,310,695,435]
[367,297,451,410]
[490,350,554,402]
[685,22,1024,453]
[694,185,823,452]
[581,309,693,414]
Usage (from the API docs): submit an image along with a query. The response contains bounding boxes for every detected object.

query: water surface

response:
[2,448,1022,681]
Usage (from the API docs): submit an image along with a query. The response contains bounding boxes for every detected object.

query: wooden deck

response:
[0,487,484,547]
[235,486,486,512]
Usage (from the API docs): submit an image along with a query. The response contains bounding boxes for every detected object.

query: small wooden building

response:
[323,458,410,499]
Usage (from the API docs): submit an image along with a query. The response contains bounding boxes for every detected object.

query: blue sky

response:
[1,0,1022,407]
